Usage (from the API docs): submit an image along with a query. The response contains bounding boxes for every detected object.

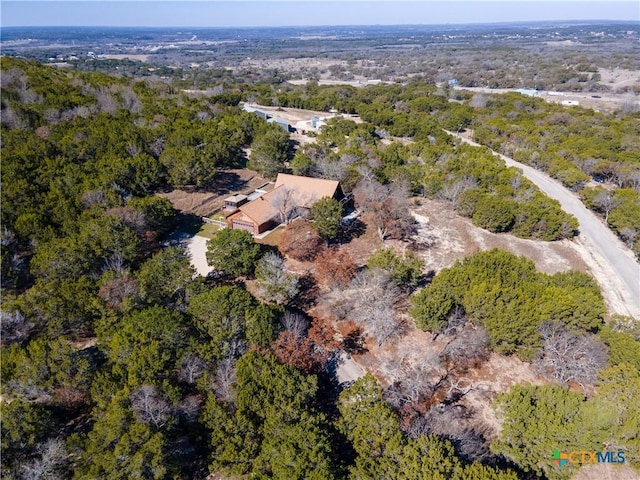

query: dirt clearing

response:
[158,169,268,217]
[411,199,588,276]
[598,67,640,90]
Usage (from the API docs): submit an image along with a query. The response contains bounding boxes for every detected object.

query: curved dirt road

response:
[450,132,639,318]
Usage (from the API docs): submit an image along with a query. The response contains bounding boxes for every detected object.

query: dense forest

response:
[2,57,639,479]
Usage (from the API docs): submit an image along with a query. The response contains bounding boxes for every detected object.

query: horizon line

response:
[4,19,639,28]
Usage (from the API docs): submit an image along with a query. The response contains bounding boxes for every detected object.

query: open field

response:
[598,67,640,90]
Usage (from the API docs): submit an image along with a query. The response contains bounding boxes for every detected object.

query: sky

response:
[2,1,639,28]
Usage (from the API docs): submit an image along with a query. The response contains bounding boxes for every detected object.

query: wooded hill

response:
[1,57,638,479]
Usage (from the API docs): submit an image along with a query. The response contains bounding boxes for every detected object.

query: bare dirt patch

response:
[598,67,640,90]
[572,464,640,480]
[338,214,384,266]
[411,199,589,275]
[158,169,267,217]
[464,353,547,437]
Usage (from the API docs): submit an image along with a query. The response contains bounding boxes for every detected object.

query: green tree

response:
[410,250,605,359]
[472,195,516,233]
[2,336,93,403]
[1,401,56,468]
[337,374,406,478]
[256,412,334,479]
[203,352,333,478]
[73,391,172,479]
[598,326,640,369]
[248,126,290,178]
[206,228,261,277]
[137,246,195,307]
[367,248,424,290]
[310,197,344,241]
[128,195,176,234]
[597,364,640,467]
[492,384,611,479]
[105,307,187,387]
[188,285,281,356]
[291,150,313,176]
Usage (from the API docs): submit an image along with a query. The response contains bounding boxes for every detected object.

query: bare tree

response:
[178,352,208,384]
[255,252,299,305]
[619,227,638,249]
[278,220,322,261]
[148,136,165,158]
[120,86,142,113]
[313,153,359,183]
[125,143,143,157]
[213,357,237,404]
[314,248,357,289]
[404,405,495,463]
[439,177,478,206]
[535,322,608,388]
[281,310,309,338]
[105,206,147,234]
[95,87,119,114]
[441,325,490,370]
[269,186,299,225]
[19,438,68,480]
[81,189,107,208]
[43,108,62,125]
[593,190,621,224]
[469,93,488,108]
[334,268,405,346]
[130,385,173,429]
[0,107,28,130]
[177,395,202,423]
[103,252,126,274]
[353,176,414,240]
[98,273,138,311]
[384,351,447,409]
[1,310,34,346]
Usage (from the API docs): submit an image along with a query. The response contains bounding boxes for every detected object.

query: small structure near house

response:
[224,194,248,211]
[243,103,291,131]
[561,100,580,106]
[253,109,268,120]
[267,116,292,132]
[226,173,343,235]
[242,104,268,118]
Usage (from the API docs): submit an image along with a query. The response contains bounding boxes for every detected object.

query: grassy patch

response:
[256,226,284,246]
[210,211,228,222]
[197,223,221,239]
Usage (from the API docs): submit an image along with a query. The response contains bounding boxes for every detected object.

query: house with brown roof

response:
[226,174,343,235]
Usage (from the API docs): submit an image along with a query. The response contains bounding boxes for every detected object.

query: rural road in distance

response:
[449,132,640,318]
